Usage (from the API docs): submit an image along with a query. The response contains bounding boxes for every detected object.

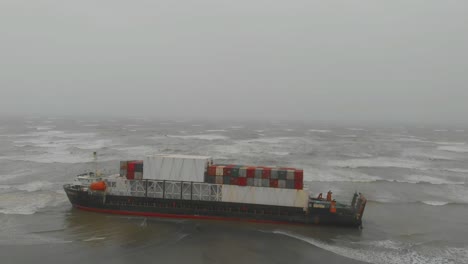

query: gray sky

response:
[1,0,467,124]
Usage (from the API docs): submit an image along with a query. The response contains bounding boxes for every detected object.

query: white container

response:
[216,166,225,176]
[221,185,308,209]
[143,154,212,182]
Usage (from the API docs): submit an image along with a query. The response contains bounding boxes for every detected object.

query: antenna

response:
[93,151,98,177]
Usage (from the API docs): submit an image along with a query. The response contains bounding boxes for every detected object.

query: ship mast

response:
[93,151,98,177]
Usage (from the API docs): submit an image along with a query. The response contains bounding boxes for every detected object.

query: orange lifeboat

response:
[90,181,106,191]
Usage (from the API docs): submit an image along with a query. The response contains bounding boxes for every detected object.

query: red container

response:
[246,167,256,178]
[208,165,217,176]
[270,179,278,188]
[230,177,239,185]
[127,162,136,180]
[238,177,247,186]
[223,165,235,176]
[262,167,272,179]
[294,181,303,190]
[294,170,304,182]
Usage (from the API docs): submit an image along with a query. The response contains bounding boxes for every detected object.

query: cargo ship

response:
[64,155,367,227]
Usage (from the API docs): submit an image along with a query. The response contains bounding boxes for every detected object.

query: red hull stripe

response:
[75,205,302,226]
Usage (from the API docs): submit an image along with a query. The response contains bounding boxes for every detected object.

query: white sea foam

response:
[0,191,67,215]
[8,130,117,163]
[438,145,468,153]
[244,137,306,144]
[391,175,464,185]
[15,181,55,192]
[0,169,34,182]
[396,137,431,143]
[443,168,468,174]
[83,237,106,242]
[271,152,290,156]
[273,231,468,264]
[347,128,366,131]
[112,146,157,158]
[337,134,357,138]
[328,157,424,169]
[168,134,228,140]
[35,126,55,131]
[402,149,456,161]
[434,141,466,145]
[304,168,382,183]
[308,129,331,133]
[205,130,227,132]
[421,201,450,206]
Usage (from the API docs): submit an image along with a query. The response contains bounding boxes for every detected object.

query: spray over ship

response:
[64,154,367,227]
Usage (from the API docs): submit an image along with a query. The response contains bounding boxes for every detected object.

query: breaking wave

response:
[168,134,229,140]
[0,191,67,215]
[378,175,465,185]
[272,231,468,264]
[421,201,450,206]
[308,129,331,133]
[438,145,468,153]
[328,158,424,169]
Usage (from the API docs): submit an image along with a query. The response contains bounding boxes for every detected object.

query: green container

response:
[278,170,287,180]
[271,169,278,179]
[255,168,263,178]
[286,180,295,189]
[231,167,239,177]
[223,176,231,184]
[247,178,254,186]
[278,180,286,188]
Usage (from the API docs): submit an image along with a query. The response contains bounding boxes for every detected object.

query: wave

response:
[272,231,468,264]
[366,199,462,206]
[0,150,115,164]
[15,181,55,192]
[308,129,331,133]
[168,134,229,140]
[0,181,56,193]
[336,134,357,138]
[434,141,466,145]
[375,177,465,185]
[442,168,468,174]
[205,130,227,132]
[0,191,67,215]
[0,169,34,182]
[83,237,106,242]
[328,157,424,169]
[346,128,366,131]
[438,145,468,153]
[271,152,290,156]
[421,201,450,206]
[35,126,56,131]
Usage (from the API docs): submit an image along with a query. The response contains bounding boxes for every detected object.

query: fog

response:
[1,1,467,124]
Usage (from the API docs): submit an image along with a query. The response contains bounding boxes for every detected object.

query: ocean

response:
[0,116,467,264]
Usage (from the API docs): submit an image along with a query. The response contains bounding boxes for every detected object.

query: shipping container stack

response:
[205,165,303,190]
[120,160,143,180]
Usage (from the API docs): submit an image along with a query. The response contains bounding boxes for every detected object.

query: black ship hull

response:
[64,184,365,227]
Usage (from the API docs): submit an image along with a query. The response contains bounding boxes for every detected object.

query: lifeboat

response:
[90,181,106,191]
